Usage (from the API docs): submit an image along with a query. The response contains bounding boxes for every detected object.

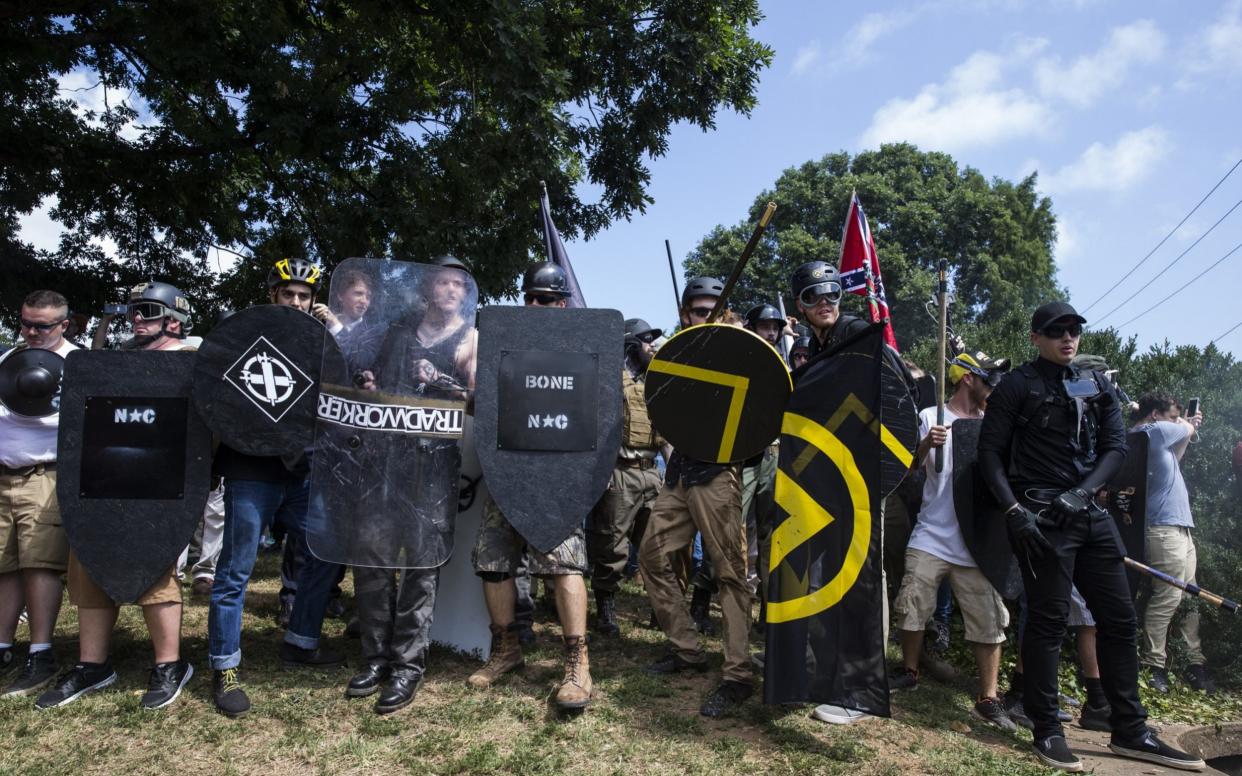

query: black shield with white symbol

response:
[645,324,792,464]
[0,347,65,418]
[497,351,598,451]
[193,305,343,457]
[476,306,622,554]
[57,350,211,603]
[307,258,477,569]
[1105,430,1149,597]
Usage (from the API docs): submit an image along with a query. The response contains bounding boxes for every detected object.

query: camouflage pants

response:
[472,493,587,577]
[587,463,661,594]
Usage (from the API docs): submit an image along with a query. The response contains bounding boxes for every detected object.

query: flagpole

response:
[539,180,555,264]
[665,239,682,320]
[934,259,948,473]
[707,202,777,324]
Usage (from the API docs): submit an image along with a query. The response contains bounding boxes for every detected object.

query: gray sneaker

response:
[34,662,118,709]
[973,696,1018,732]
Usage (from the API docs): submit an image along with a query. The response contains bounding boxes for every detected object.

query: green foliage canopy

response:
[1,0,772,329]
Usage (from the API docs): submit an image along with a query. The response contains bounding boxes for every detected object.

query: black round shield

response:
[645,324,792,464]
[0,348,65,417]
[193,305,342,457]
[878,350,918,497]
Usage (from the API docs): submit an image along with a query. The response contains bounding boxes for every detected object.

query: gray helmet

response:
[681,276,724,307]
[522,262,569,296]
[128,281,192,329]
[624,317,663,340]
[744,303,783,329]
[791,261,842,306]
[266,257,322,290]
[789,335,812,358]
[432,254,471,273]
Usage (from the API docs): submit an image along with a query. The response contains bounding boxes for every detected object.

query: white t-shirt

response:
[907,405,977,567]
[0,338,78,467]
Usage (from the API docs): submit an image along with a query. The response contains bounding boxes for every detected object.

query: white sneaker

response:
[812,703,871,725]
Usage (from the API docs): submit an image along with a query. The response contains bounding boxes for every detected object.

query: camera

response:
[103,303,128,315]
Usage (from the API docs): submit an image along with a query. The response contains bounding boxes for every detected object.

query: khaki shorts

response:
[68,552,181,608]
[0,466,69,574]
[471,493,587,577]
[894,547,1008,644]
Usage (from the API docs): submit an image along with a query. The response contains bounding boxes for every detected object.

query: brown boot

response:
[466,624,524,689]
[555,635,592,710]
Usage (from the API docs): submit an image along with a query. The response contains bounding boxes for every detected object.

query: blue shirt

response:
[1138,420,1194,528]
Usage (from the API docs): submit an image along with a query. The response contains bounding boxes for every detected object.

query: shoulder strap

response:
[1014,363,1049,428]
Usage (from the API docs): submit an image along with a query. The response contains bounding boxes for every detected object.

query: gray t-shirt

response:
[1138,420,1194,528]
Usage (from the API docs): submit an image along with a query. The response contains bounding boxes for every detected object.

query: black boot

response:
[594,592,620,637]
[375,667,419,714]
[689,586,716,636]
[347,662,390,698]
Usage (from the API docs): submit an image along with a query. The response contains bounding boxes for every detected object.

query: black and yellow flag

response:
[764,323,905,715]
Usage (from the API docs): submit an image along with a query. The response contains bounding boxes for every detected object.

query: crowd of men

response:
[0,254,1222,772]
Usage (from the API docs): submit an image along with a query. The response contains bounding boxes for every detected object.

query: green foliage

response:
[682,143,1058,349]
[1,1,772,329]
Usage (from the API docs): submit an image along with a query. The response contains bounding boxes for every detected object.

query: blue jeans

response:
[934,579,954,624]
[208,478,339,669]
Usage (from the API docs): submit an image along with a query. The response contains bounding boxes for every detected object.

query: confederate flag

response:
[838,191,898,350]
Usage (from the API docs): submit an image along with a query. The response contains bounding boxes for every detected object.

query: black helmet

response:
[791,261,842,306]
[744,303,783,329]
[128,281,192,329]
[432,254,471,273]
[266,257,322,290]
[522,262,569,296]
[681,276,724,307]
[624,317,663,341]
[789,335,812,358]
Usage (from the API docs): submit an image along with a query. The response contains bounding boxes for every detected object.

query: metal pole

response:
[934,259,948,473]
[665,239,682,321]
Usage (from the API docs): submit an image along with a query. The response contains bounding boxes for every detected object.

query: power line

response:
[1211,318,1242,346]
[1093,195,1242,325]
[1112,240,1242,329]
[1082,157,1242,313]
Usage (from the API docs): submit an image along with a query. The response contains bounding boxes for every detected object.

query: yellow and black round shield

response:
[644,323,792,463]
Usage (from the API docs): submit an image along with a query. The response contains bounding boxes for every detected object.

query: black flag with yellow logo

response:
[764,323,904,715]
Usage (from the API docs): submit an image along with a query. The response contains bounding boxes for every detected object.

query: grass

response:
[2,554,1239,776]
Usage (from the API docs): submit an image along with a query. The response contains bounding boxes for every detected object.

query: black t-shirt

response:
[805,313,871,358]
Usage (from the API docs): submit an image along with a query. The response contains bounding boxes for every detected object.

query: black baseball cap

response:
[1030,301,1087,333]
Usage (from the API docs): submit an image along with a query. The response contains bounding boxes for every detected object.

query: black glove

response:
[1005,504,1054,559]
[1051,486,1092,526]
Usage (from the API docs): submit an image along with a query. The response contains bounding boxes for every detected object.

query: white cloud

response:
[1034,19,1165,107]
[56,68,151,141]
[860,43,1052,152]
[17,197,63,253]
[1053,212,1079,264]
[1041,127,1171,193]
[1184,0,1242,75]
[790,42,821,76]
[831,9,921,68]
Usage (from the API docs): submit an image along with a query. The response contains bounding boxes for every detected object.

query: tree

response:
[0,1,772,330]
[683,144,1059,355]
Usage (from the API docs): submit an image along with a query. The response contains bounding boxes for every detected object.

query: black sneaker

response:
[973,696,1018,732]
[1033,735,1083,772]
[1109,730,1206,771]
[888,666,919,692]
[1078,700,1111,732]
[141,660,193,710]
[646,650,709,676]
[0,646,15,679]
[1002,693,1033,730]
[212,668,250,717]
[1145,666,1171,694]
[279,642,345,669]
[34,662,117,709]
[928,619,950,654]
[2,648,59,697]
[700,680,752,717]
[1183,664,1215,694]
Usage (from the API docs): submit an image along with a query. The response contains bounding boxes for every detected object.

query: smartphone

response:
[1186,398,1200,418]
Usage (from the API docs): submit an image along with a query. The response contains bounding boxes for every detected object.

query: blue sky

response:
[562,0,1242,355]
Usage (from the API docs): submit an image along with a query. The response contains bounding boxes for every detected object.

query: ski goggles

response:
[1039,322,1082,339]
[798,282,842,307]
[129,302,171,321]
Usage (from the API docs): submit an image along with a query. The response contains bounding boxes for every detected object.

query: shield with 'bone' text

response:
[475,306,623,554]
[57,350,212,603]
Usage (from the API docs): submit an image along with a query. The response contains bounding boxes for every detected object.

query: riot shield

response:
[951,418,1017,596]
[645,324,792,464]
[193,305,344,457]
[57,350,211,603]
[1105,430,1148,596]
[307,258,477,569]
[0,347,64,417]
[475,306,623,554]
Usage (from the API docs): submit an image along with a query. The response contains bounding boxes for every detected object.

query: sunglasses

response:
[129,302,169,321]
[20,318,66,331]
[1040,322,1082,339]
[798,282,842,307]
[524,293,562,306]
[687,306,715,319]
[791,352,810,363]
[637,332,658,344]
